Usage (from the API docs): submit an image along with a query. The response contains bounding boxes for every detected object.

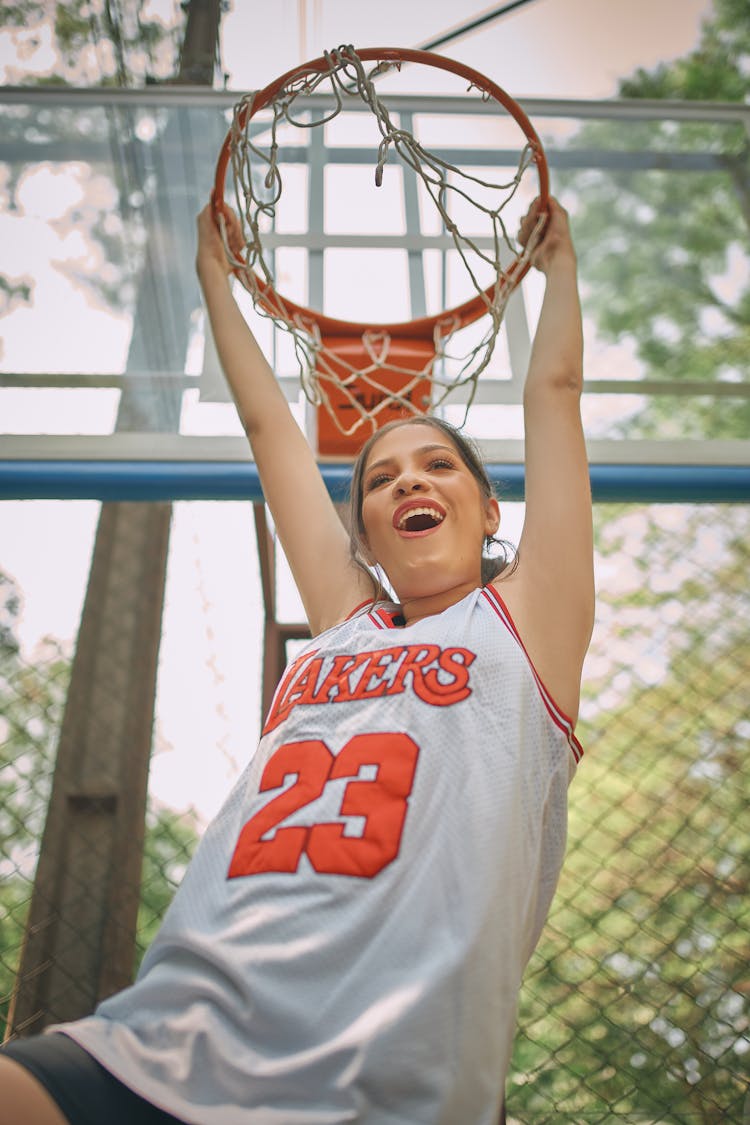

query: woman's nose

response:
[393,474,425,496]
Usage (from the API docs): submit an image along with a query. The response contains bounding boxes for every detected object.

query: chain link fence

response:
[512,502,749,1122]
[1,499,748,1121]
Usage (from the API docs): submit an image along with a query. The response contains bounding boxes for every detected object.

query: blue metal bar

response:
[1,462,748,503]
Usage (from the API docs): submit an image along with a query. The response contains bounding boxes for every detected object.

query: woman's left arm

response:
[496,198,594,722]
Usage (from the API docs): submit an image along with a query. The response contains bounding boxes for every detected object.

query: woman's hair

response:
[348,415,518,596]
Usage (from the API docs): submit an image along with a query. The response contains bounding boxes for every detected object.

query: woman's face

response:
[359,423,499,601]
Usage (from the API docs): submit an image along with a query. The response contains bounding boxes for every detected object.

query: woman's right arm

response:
[196,206,374,633]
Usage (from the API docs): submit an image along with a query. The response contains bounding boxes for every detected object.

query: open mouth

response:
[395,505,446,533]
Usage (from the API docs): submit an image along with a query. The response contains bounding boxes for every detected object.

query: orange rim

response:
[212,46,549,340]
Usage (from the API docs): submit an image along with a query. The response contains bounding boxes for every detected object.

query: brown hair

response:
[348,416,517,595]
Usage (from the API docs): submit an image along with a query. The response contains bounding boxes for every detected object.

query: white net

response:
[219,44,547,440]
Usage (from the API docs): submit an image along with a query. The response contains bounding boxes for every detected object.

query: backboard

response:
[1,83,749,500]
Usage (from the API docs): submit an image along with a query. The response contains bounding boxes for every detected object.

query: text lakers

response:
[264,643,476,734]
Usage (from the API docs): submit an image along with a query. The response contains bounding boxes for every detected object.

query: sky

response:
[0,0,723,820]
[221,0,715,98]
[0,0,716,96]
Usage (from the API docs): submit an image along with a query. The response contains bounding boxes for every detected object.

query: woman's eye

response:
[366,473,390,490]
[429,459,454,471]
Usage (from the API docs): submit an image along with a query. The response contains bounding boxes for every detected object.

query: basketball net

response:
[218,45,546,455]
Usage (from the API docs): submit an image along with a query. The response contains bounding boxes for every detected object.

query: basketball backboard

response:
[1,79,748,500]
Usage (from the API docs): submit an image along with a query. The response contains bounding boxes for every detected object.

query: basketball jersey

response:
[55,586,582,1124]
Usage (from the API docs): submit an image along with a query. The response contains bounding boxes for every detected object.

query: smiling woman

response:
[0,195,593,1125]
[353,421,503,612]
[349,414,519,596]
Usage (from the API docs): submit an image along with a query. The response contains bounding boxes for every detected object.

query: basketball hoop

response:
[212,45,549,456]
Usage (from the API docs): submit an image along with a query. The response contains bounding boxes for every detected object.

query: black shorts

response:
[3,1030,508,1124]
[1,1033,186,1125]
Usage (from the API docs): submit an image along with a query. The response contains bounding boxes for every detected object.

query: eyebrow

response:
[364,443,456,476]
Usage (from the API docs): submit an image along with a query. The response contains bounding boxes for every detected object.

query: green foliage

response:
[0,572,67,1033]
[509,505,750,1122]
[136,803,201,962]
[54,3,91,60]
[0,2,187,319]
[0,573,68,861]
[560,0,750,441]
[1,0,184,86]
[0,2,45,26]
[620,0,750,102]
[0,275,32,315]
[0,101,139,316]
[0,570,201,1035]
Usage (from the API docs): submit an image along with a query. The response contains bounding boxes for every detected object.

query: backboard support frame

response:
[0,87,748,496]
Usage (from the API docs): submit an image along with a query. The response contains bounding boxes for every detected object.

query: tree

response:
[559,0,750,440]
[508,14,750,1104]
[0,1,183,87]
[2,0,218,1038]
[0,1,187,330]
[509,503,750,1122]
[0,570,201,1036]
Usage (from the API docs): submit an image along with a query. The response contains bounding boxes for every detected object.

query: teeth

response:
[398,506,445,529]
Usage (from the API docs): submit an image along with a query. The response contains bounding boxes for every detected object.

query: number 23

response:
[228,732,419,880]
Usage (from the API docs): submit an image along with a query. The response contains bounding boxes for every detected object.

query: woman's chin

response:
[391,572,479,606]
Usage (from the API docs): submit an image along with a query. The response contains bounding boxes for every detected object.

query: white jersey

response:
[56,586,581,1124]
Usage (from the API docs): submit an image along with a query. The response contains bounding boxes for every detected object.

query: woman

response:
[0,196,593,1124]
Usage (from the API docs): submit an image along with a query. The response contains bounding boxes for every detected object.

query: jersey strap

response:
[367,605,405,630]
[344,598,378,621]
[482,585,583,762]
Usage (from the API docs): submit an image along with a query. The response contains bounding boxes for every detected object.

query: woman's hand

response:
[518,196,576,275]
[195,202,244,282]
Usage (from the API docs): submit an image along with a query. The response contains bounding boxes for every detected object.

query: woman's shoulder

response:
[489,568,588,725]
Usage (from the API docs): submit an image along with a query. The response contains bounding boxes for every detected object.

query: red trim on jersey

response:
[368,606,404,630]
[345,599,376,622]
[481,585,584,763]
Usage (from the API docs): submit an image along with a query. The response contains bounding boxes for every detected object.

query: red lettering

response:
[262,643,475,734]
[285,657,325,708]
[348,647,402,700]
[262,649,320,735]
[312,652,372,704]
[419,647,475,705]
[229,733,420,880]
[390,645,441,698]
[227,739,332,877]
[307,733,419,877]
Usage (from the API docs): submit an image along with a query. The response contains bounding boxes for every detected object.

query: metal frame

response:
[2,458,749,503]
[3,86,748,119]
[1,88,748,487]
